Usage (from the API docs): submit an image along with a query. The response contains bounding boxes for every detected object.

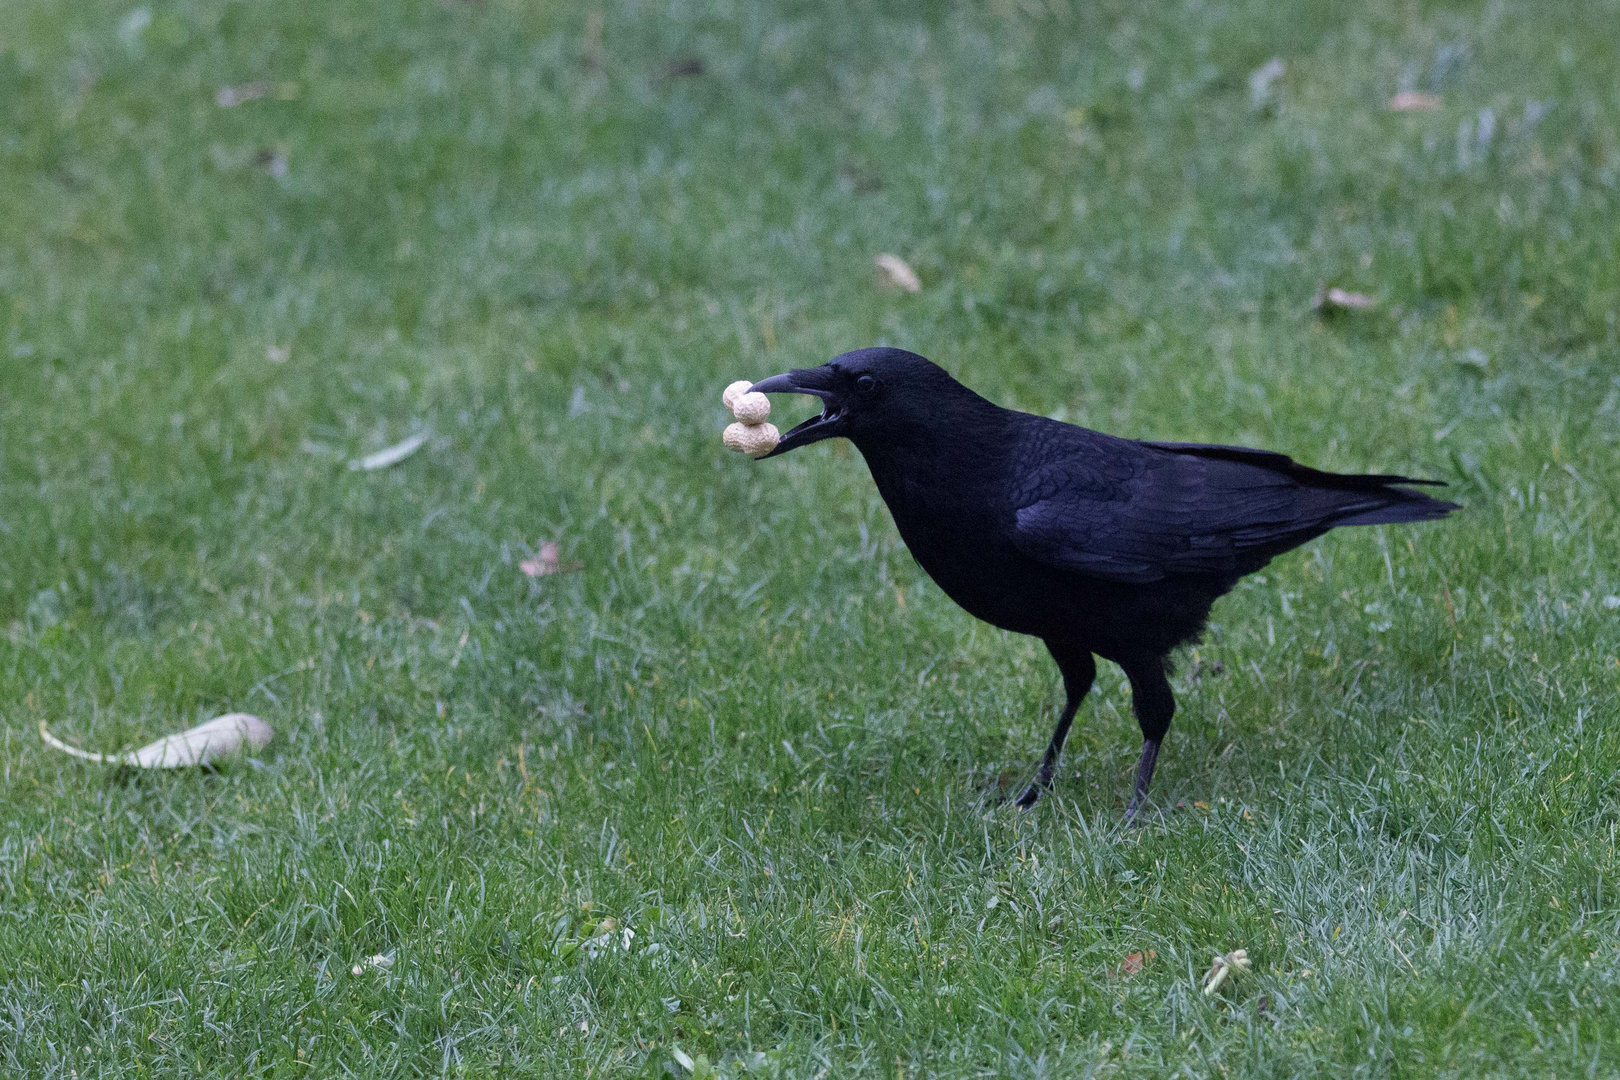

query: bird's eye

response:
[854,374,878,395]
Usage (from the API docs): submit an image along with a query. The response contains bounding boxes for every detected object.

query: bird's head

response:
[748,347,978,458]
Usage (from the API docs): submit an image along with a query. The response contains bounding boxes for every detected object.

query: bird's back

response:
[856,402,1456,655]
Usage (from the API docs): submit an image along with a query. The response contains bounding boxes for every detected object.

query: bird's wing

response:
[1009,428,1437,584]
[1139,441,1447,490]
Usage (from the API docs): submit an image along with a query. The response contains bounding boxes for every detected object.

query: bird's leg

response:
[1123,739,1160,823]
[1120,657,1176,824]
[1016,647,1095,809]
[1014,699,1078,809]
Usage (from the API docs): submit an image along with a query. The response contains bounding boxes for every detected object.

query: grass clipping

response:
[39,713,272,769]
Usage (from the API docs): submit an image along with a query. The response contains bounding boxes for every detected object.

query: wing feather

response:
[1009,425,1452,583]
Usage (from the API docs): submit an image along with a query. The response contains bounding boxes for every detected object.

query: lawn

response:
[3,0,1619,1074]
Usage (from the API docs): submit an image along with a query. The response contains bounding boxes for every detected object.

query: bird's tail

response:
[1140,440,1460,555]
[1331,485,1460,528]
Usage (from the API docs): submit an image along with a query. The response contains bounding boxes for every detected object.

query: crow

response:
[749,348,1457,819]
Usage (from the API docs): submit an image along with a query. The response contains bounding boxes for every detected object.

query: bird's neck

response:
[854,403,1011,512]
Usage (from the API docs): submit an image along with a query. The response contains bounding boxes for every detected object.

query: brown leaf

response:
[874,253,921,293]
[1388,91,1441,112]
[1120,949,1155,976]
[521,540,583,578]
[1312,286,1376,311]
[985,767,1021,794]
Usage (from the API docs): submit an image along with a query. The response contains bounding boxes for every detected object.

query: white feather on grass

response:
[348,432,429,471]
[39,713,272,768]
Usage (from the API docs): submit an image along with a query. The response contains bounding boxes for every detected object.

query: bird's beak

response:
[749,366,847,457]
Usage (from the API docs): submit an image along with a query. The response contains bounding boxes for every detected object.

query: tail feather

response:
[1146,441,1453,493]
[1333,488,1461,528]
[1146,439,1461,528]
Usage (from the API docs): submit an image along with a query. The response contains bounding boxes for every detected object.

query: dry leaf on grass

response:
[349,432,429,471]
[216,81,298,107]
[1388,91,1441,112]
[254,149,289,178]
[582,11,605,72]
[1121,949,1156,975]
[40,713,271,769]
[1312,286,1376,311]
[1249,58,1286,109]
[874,253,921,293]
[118,8,151,46]
[1202,948,1251,996]
[838,167,882,195]
[521,540,583,578]
[351,954,394,975]
[216,81,273,108]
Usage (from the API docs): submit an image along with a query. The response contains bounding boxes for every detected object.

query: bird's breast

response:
[875,475,1058,634]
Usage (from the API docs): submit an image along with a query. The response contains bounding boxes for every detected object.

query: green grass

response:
[3,0,1620,1074]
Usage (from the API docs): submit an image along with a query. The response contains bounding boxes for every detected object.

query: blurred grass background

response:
[2,0,1619,1075]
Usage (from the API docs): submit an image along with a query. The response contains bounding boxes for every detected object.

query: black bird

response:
[750,348,1457,819]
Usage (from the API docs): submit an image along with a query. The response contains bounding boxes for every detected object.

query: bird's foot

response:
[1123,793,1148,827]
[1014,764,1055,809]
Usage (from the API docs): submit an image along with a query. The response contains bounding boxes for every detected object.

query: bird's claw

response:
[1014,764,1055,809]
